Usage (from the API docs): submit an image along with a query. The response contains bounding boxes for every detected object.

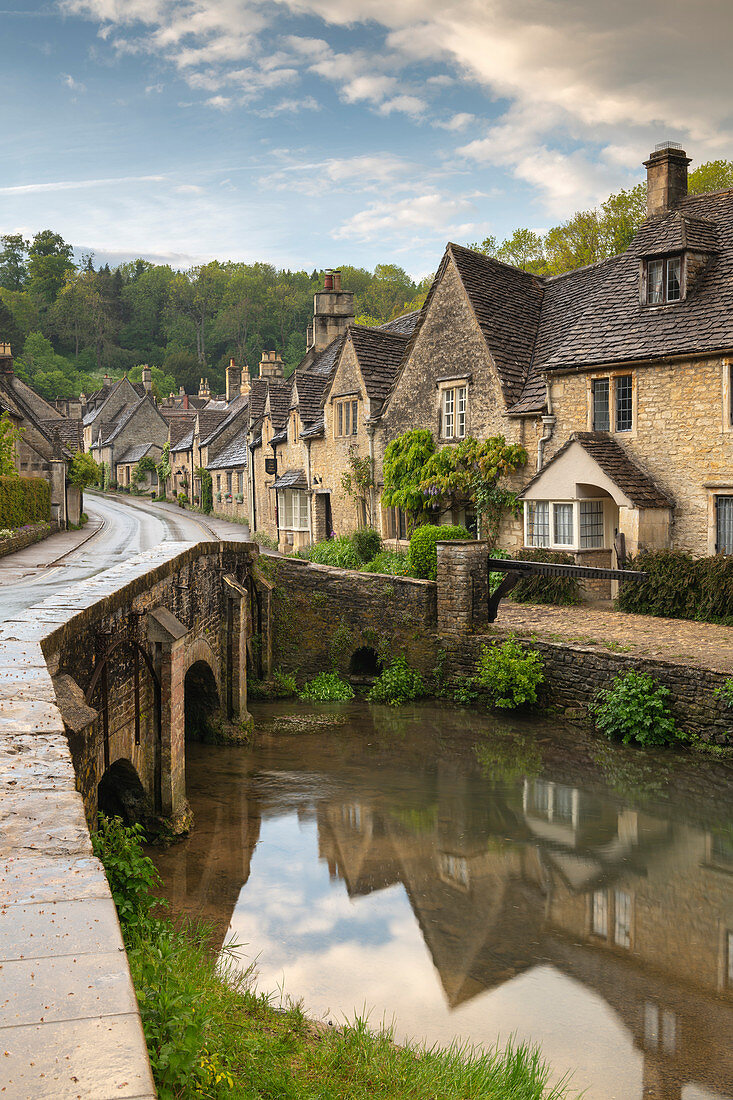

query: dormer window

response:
[646,255,681,305]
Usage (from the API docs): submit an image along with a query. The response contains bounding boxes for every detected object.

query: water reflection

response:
[151,702,733,1100]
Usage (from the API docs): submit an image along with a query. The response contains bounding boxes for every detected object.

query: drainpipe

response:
[536,380,556,472]
[366,421,376,530]
[304,438,313,545]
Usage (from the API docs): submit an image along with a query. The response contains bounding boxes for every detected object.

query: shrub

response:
[0,475,50,528]
[408,523,471,581]
[252,530,278,550]
[197,467,213,514]
[299,671,354,701]
[487,548,512,593]
[90,815,160,928]
[589,670,684,746]
[351,526,382,563]
[177,492,188,506]
[511,548,581,605]
[307,535,362,570]
[715,677,733,709]
[361,550,412,576]
[617,550,733,624]
[475,638,544,709]
[273,668,297,698]
[367,655,425,706]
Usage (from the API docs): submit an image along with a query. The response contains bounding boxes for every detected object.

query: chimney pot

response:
[324,270,333,291]
[332,269,342,292]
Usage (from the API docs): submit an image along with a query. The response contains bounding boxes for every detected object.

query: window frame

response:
[644,254,683,306]
[334,397,359,439]
[525,498,608,551]
[440,384,468,440]
[588,373,635,433]
[277,488,309,531]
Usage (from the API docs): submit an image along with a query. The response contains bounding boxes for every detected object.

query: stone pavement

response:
[0,516,103,586]
[495,601,733,674]
[0,546,202,1099]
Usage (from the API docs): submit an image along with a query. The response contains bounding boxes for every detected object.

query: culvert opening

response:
[349,646,383,677]
[97,759,152,828]
[184,659,220,741]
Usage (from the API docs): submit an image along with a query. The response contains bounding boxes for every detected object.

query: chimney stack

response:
[240,361,251,396]
[307,267,355,352]
[644,141,691,217]
[198,377,211,399]
[226,356,242,403]
[0,342,13,375]
[141,364,152,393]
[259,350,284,380]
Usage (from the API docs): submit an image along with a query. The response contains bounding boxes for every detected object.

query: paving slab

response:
[0,787,92,859]
[0,698,66,735]
[0,856,109,906]
[0,1013,156,1099]
[0,733,76,791]
[0,950,137,1026]
[0,897,124,961]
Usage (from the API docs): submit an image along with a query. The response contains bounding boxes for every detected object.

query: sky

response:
[2,0,733,277]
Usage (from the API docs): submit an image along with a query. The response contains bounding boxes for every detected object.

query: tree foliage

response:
[0,412,22,476]
[68,450,100,489]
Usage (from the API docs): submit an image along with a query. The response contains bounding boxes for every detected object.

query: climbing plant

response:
[382,430,527,541]
[156,441,171,497]
[132,455,157,485]
[196,467,213,514]
[0,412,22,476]
[340,445,375,526]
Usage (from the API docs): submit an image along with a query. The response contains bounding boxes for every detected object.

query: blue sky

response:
[2,0,732,277]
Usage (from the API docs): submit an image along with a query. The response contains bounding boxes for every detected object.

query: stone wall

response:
[264,555,438,679]
[547,357,733,556]
[0,521,52,558]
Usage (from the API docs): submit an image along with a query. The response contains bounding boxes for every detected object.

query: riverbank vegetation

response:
[94,814,575,1100]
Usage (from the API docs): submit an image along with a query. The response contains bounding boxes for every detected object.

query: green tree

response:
[214,266,266,366]
[360,264,416,323]
[168,262,227,368]
[68,451,100,489]
[27,230,74,305]
[544,210,606,276]
[0,289,40,347]
[496,229,547,273]
[689,160,733,195]
[0,234,29,292]
[0,296,24,355]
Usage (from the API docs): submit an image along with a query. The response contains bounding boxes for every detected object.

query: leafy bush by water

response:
[475,639,545,709]
[408,524,472,581]
[589,670,684,746]
[368,655,426,706]
[299,671,354,701]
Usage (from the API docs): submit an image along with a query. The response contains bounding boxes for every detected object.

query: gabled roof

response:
[378,311,421,336]
[267,378,293,430]
[41,418,83,452]
[169,417,194,448]
[630,209,719,257]
[171,426,194,453]
[103,393,165,444]
[116,442,156,465]
[247,378,268,424]
[308,333,346,377]
[347,325,411,405]
[292,371,328,424]
[197,409,228,444]
[204,392,250,447]
[448,243,545,406]
[206,430,248,470]
[519,431,672,509]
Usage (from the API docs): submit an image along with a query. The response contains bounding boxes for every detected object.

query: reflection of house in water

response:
[318,768,733,1100]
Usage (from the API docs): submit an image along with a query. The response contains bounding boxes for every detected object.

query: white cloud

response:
[145,82,164,94]
[62,72,86,92]
[0,174,165,195]
[435,112,475,132]
[205,94,233,110]
[333,191,481,242]
[378,95,425,118]
[255,95,320,117]
[261,152,419,195]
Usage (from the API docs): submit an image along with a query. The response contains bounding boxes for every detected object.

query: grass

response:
[95,816,575,1100]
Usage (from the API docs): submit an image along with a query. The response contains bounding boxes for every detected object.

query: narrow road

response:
[0,492,247,623]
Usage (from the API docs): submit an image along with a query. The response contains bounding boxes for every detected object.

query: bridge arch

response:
[97,758,153,828]
[184,659,221,741]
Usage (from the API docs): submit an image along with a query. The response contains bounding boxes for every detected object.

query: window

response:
[441,386,467,439]
[615,375,633,431]
[580,500,604,548]
[237,471,244,494]
[335,399,358,438]
[277,488,309,530]
[592,890,608,937]
[526,501,550,547]
[439,852,470,888]
[226,472,232,494]
[386,506,409,540]
[716,496,733,554]
[525,499,607,550]
[590,375,633,432]
[553,503,574,545]
[646,256,682,305]
[614,889,632,948]
[592,379,610,431]
[728,930,733,986]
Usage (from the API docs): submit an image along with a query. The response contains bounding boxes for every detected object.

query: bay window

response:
[524,498,607,550]
[277,488,309,531]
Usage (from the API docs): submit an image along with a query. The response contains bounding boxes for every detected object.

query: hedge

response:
[510,548,582,605]
[616,550,733,623]
[408,523,471,580]
[0,476,50,529]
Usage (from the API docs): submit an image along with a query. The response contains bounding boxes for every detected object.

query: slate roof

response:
[41,418,83,451]
[247,378,269,424]
[102,395,147,443]
[448,243,545,406]
[519,432,673,509]
[204,392,250,446]
[292,371,328,424]
[522,189,733,394]
[630,210,719,257]
[197,410,228,443]
[267,378,293,430]
[116,442,155,465]
[171,426,194,453]
[207,430,248,470]
[272,468,307,490]
[348,326,411,405]
[308,333,346,377]
[169,418,195,448]
[379,311,421,336]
